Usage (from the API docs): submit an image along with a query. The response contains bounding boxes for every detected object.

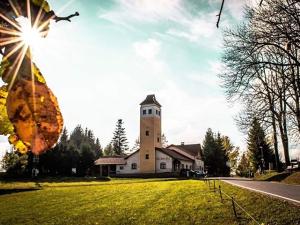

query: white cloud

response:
[100,0,185,23]
[133,38,165,73]
[133,38,161,61]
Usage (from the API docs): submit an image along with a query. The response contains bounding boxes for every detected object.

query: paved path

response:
[220,178,300,205]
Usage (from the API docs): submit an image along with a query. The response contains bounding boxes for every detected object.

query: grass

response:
[255,171,300,185]
[0,178,299,225]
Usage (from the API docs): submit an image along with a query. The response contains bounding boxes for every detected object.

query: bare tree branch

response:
[216,0,225,28]
[54,12,79,23]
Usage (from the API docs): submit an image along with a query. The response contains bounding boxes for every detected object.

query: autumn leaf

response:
[0,85,14,135]
[6,58,63,155]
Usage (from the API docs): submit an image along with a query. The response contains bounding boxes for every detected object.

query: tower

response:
[139,94,162,173]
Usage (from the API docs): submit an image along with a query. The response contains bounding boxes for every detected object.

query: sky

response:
[0,0,299,160]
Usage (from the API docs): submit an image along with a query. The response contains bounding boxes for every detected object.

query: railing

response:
[203,178,262,225]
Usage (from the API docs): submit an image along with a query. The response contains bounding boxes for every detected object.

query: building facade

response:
[95,95,204,176]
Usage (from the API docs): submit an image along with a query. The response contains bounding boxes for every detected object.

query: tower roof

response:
[140,94,161,107]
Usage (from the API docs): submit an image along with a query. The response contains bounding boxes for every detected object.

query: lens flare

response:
[17,17,43,49]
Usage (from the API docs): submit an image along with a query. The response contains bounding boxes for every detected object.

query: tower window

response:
[145,154,149,159]
[157,137,160,142]
[158,111,161,116]
[156,110,158,115]
[143,109,146,115]
[146,131,149,136]
[148,109,152,114]
[160,162,166,169]
[131,163,137,170]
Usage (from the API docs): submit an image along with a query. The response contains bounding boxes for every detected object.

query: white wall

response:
[155,150,173,173]
[117,151,140,174]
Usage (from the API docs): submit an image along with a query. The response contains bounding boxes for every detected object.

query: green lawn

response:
[0,178,299,225]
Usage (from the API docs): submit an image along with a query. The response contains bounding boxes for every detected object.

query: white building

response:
[95,95,204,176]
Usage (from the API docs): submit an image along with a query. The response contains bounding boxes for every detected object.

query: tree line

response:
[220,0,300,169]
[202,128,239,176]
[1,119,132,177]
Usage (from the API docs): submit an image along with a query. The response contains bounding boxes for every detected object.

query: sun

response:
[17,16,44,50]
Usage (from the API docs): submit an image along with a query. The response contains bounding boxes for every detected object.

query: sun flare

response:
[17,17,43,49]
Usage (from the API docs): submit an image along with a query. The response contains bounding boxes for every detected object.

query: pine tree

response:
[237,152,250,177]
[94,138,103,158]
[203,128,218,176]
[222,136,239,174]
[111,119,129,155]
[104,143,114,156]
[247,118,275,172]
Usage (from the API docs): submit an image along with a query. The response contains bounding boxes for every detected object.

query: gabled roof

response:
[169,144,202,159]
[140,94,161,107]
[156,148,193,162]
[125,149,139,159]
[94,156,126,165]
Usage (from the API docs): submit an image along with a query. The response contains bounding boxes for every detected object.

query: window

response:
[156,110,158,115]
[146,131,149,136]
[148,109,152,114]
[131,163,137,170]
[158,111,161,116]
[160,162,166,169]
[186,165,188,169]
[181,164,184,169]
[120,166,124,170]
[157,137,160,143]
[143,109,146,115]
[145,154,149,159]
[189,165,192,170]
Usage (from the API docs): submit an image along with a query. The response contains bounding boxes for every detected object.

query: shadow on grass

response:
[264,173,290,182]
[0,188,41,196]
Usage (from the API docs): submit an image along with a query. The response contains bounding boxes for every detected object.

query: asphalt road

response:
[220,178,300,205]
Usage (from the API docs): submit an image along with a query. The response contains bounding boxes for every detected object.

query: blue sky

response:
[5,0,299,160]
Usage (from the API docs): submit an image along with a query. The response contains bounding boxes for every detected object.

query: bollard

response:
[231,197,238,219]
[219,185,223,203]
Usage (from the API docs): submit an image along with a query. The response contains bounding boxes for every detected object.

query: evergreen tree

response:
[104,143,114,156]
[203,129,230,176]
[70,125,85,147]
[111,119,129,155]
[237,152,250,177]
[215,133,230,176]
[94,138,103,158]
[60,127,69,147]
[222,136,239,174]
[247,118,275,172]
[78,143,95,176]
[203,128,218,176]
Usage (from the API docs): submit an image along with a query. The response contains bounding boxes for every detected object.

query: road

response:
[219,178,300,205]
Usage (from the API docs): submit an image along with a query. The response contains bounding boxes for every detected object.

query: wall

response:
[155,150,173,173]
[139,104,162,173]
[117,151,140,174]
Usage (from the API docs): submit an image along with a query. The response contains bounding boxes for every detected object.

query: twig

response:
[259,0,264,6]
[54,12,79,23]
[216,0,225,28]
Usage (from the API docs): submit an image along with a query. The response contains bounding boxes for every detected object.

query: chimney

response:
[181,142,184,146]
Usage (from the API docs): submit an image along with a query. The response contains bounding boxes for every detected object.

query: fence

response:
[203,178,262,225]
